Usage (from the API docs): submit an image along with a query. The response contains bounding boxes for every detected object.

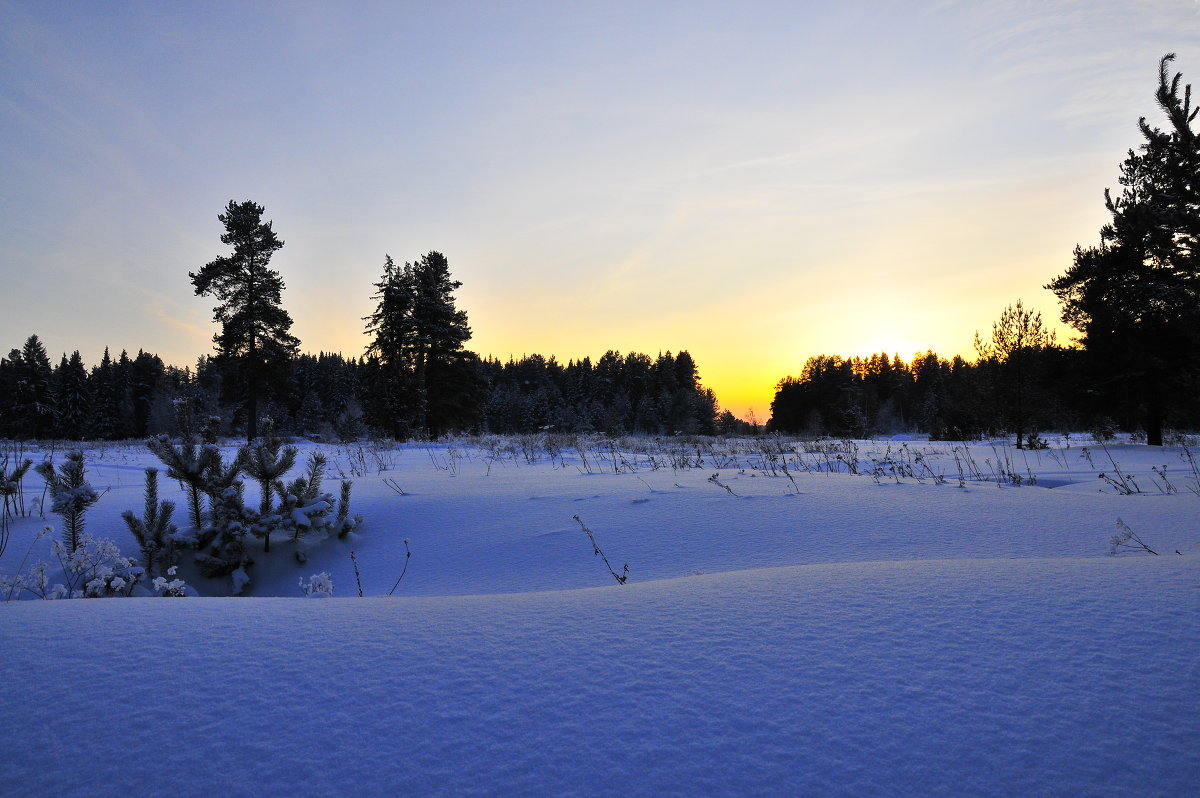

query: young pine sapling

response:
[34,451,99,553]
[121,467,178,580]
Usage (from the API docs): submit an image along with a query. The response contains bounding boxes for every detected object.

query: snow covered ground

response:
[2,434,1198,796]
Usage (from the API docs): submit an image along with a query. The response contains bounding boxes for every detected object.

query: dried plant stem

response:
[350,550,364,598]
[387,539,412,596]
[572,515,628,585]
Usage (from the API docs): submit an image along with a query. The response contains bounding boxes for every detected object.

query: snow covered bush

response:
[241,417,298,527]
[151,566,190,597]
[2,532,143,600]
[34,451,99,552]
[299,571,333,597]
[269,452,362,555]
[180,450,363,592]
[192,484,256,583]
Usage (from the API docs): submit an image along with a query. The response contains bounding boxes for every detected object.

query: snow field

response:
[1,435,1198,795]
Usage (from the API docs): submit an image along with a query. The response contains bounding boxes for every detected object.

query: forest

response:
[0,337,729,443]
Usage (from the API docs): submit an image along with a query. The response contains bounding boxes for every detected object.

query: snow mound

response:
[3,555,1196,796]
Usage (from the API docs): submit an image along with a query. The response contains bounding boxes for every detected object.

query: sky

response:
[1,1,1197,419]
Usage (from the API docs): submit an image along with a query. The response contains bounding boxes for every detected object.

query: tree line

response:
[771,54,1200,445]
[0,337,724,442]
[0,227,723,441]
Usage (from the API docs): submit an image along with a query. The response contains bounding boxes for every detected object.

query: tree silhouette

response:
[191,200,299,442]
[1047,54,1200,445]
[974,300,1056,448]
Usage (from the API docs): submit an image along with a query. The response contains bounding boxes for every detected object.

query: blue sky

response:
[1,0,1196,417]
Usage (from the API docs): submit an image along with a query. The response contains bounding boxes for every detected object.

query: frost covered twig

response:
[1096,442,1140,495]
[707,472,738,497]
[572,515,628,585]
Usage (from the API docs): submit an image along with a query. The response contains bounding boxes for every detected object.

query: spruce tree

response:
[89,348,119,440]
[364,251,479,437]
[364,255,419,438]
[191,200,299,442]
[12,336,54,438]
[54,351,90,440]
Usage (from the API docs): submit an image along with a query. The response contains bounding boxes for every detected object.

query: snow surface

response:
[2,436,1198,796]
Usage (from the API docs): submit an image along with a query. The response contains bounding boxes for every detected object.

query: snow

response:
[2,435,1198,796]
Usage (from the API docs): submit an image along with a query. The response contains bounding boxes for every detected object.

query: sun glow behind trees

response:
[0,3,1195,420]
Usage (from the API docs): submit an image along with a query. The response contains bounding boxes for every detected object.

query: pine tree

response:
[35,451,98,553]
[191,200,299,443]
[1046,54,1200,445]
[121,467,178,580]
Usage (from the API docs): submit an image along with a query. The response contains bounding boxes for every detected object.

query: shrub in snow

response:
[34,451,99,553]
[200,414,222,445]
[269,452,362,553]
[2,531,143,600]
[147,432,218,531]
[146,422,366,594]
[299,571,333,597]
[121,467,179,580]
[184,450,363,593]
[240,417,299,531]
[151,566,190,597]
[193,485,256,584]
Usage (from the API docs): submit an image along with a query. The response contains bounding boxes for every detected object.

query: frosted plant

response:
[151,566,190,597]
[4,532,142,599]
[34,451,99,553]
[240,417,297,522]
[299,571,334,597]
[147,433,218,531]
[122,467,178,579]
[572,515,629,585]
[386,539,412,596]
[1109,518,1159,556]
[1,450,33,558]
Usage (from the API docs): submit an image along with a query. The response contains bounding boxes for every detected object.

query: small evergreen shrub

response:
[121,467,179,580]
[34,451,99,553]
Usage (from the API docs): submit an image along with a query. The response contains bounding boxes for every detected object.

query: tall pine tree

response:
[191,200,299,442]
